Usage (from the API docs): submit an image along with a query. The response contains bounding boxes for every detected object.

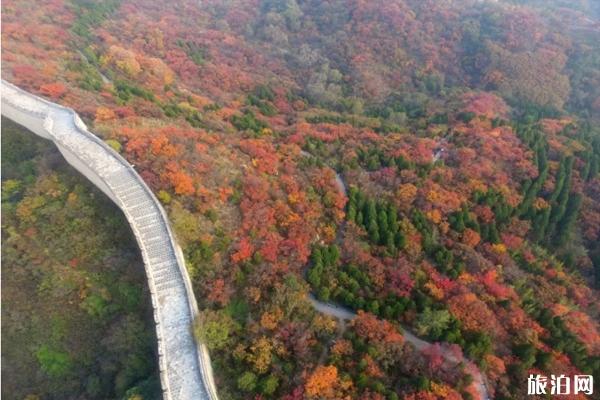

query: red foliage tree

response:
[39,82,67,99]
[231,237,254,263]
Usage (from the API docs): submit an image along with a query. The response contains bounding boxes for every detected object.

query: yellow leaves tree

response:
[260,307,283,330]
[247,336,273,374]
[95,107,116,122]
[426,209,442,224]
[312,314,337,336]
[400,218,422,260]
[103,45,141,77]
[491,243,507,254]
[396,183,417,211]
[146,57,174,85]
[424,281,444,301]
[533,197,549,210]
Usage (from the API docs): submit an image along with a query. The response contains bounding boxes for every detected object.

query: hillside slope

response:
[1,0,599,399]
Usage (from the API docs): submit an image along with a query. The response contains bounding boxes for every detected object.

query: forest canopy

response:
[1,0,599,399]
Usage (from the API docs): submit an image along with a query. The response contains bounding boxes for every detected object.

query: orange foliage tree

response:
[168,170,195,195]
[231,237,254,263]
[39,82,67,99]
[305,365,338,398]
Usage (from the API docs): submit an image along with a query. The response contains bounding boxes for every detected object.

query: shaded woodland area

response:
[1,119,159,400]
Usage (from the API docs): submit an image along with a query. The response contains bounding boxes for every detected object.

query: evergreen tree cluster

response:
[176,40,208,66]
[307,244,340,301]
[355,147,433,177]
[516,122,593,251]
[447,195,504,246]
[516,124,549,225]
[356,147,412,172]
[247,85,277,116]
[231,110,268,135]
[346,187,406,255]
[448,205,478,233]
[307,244,415,317]
[519,295,600,379]
[412,209,466,279]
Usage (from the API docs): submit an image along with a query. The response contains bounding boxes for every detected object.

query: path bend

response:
[1,80,219,400]
[308,296,491,400]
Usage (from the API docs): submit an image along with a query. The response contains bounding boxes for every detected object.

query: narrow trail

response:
[308,295,490,400]
[76,50,112,84]
[301,152,490,399]
[432,130,453,163]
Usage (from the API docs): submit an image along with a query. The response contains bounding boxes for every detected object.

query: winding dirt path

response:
[308,295,490,400]
[302,154,490,399]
